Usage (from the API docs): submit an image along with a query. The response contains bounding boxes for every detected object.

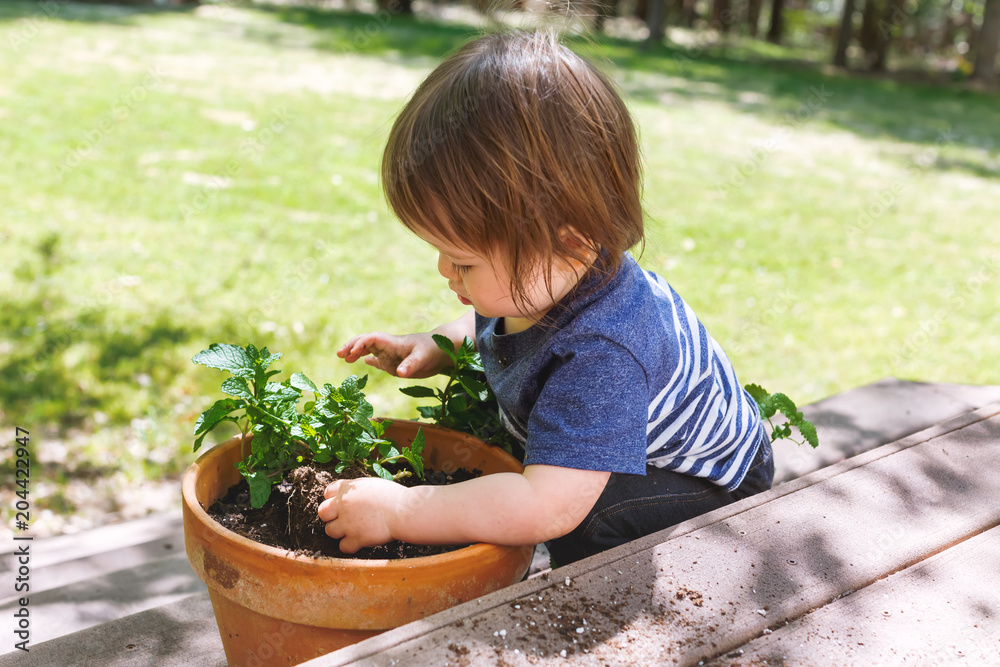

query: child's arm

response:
[337,310,475,379]
[317,465,610,553]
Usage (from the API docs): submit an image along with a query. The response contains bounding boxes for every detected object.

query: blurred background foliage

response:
[0,0,997,536]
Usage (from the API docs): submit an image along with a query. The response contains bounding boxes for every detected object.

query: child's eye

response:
[452,263,472,275]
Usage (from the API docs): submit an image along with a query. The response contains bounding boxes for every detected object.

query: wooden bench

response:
[4,381,999,666]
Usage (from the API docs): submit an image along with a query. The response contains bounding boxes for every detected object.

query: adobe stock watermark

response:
[179,107,293,220]
[56,67,165,177]
[715,85,834,198]
[844,126,957,243]
[888,255,998,371]
[6,0,69,52]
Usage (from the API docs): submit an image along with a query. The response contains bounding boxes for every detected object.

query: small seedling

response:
[399,335,522,458]
[744,383,819,448]
[193,343,424,508]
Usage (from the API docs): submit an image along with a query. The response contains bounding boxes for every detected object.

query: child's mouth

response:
[456,294,472,306]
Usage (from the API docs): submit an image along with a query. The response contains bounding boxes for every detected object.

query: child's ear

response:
[557,226,598,269]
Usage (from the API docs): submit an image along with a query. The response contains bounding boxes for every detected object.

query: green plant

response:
[744,384,819,448]
[399,335,522,457]
[193,343,424,508]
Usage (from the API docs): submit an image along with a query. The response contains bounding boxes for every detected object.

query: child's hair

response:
[381,28,644,312]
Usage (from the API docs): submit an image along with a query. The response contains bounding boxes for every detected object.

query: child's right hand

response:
[337,332,451,379]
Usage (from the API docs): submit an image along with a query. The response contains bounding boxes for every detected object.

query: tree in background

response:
[766,0,786,43]
[833,0,857,65]
[972,0,1000,81]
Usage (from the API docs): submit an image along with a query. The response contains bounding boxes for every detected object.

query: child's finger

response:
[338,536,361,554]
[317,497,337,522]
[324,521,346,541]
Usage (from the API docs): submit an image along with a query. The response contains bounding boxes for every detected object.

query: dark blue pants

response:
[545,437,775,567]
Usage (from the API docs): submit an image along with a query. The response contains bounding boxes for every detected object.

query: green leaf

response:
[771,393,800,421]
[456,374,490,402]
[417,405,441,420]
[795,420,820,448]
[743,383,769,404]
[372,462,393,481]
[265,382,301,403]
[405,427,426,478]
[193,344,255,378]
[744,383,776,419]
[245,470,272,509]
[400,385,438,398]
[432,334,458,362]
[251,428,275,457]
[194,398,245,435]
[290,372,317,393]
[221,377,254,401]
[446,393,469,414]
[458,336,476,360]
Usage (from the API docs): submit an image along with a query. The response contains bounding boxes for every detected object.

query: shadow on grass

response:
[250,2,483,60]
[258,3,1000,177]
[0,232,202,434]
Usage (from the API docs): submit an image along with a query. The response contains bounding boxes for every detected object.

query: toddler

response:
[318,28,774,566]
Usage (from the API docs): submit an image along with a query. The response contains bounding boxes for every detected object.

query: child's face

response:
[414,227,579,329]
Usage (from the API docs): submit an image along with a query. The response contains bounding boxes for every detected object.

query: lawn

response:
[1,0,998,536]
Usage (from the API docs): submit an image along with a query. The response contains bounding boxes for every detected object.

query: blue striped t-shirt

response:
[475,253,766,491]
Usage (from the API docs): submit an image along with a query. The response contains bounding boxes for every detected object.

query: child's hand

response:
[318,478,405,553]
[337,332,450,379]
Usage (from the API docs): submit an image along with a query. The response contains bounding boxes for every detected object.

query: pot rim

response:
[182,418,526,569]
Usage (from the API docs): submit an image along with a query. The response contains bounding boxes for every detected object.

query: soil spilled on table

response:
[206,463,479,559]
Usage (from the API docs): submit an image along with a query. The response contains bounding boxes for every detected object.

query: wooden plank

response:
[0,553,205,645]
[304,408,1000,666]
[0,593,225,667]
[707,525,1000,666]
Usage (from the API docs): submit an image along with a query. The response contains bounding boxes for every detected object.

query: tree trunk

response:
[592,0,617,33]
[634,0,649,21]
[972,0,1000,83]
[712,0,732,32]
[748,0,763,37]
[833,0,856,66]
[859,0,880,56]
[378,0,413,14]
[644,0,669,48]
[868,0,906,71]
[766,0,785,44]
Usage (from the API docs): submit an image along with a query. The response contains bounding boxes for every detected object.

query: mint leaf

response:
[744,383,769,404]
[193,344,255,378]
[404,427,425,478]
[432,334,458,362]
[400,385,438,398]
[372,462,393,481]
[290,372,317,393]
[221,377,254,401]
[194,398,245,436]
[246,470,272,508]
[265,382,301,403]
[458,336,476,360]
[456,374,490,402]
[795,420,819,448]
[771,393,800,421]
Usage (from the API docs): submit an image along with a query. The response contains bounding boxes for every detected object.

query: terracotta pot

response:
[183,419,533,667]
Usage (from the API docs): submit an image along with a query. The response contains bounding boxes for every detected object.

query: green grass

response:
[1,1,998,534]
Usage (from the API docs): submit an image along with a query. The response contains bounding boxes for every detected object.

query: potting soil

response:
[206,463,479,559]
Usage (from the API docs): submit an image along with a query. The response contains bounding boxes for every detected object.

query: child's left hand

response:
[318,478,405,553]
